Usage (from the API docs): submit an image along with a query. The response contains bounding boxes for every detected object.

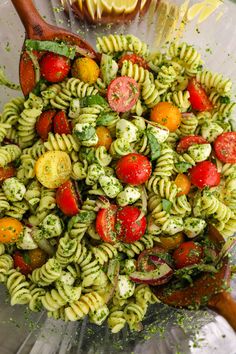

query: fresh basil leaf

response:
[219,96,230,104]
[147,131,161,161]
[80,94,108,108]
[74,125,96,141]
[25,39,76,59]
[32,78,47,96]
[23,252,31,265]
[175,162,192,173]
[162,199,172,213]
[96,111,118,126]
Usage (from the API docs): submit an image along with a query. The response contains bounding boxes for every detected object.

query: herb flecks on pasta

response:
[0,33,235,334]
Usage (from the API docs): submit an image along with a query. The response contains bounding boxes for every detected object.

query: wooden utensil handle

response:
[208,291,236,331]
[11,0,46,38]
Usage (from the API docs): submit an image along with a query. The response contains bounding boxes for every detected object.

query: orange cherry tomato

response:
[150,102,181,132]
[175,173,191,196]
[0,218,23,243]
[28,248,48,270]
[0,165,16,182]
[157,233,184,250]
[72,57,100,84]
[95,126,113,150]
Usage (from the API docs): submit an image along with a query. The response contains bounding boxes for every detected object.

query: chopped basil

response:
[175,162,192,173]
[25,39,76,59]
[32,78,47,96]
[80,94,108,108]
[23,252,31,265]
[219,96,230,104]
[79,147,95,164]
[162,199,172,213]
[96,111,118,126]
[147,131,161,161]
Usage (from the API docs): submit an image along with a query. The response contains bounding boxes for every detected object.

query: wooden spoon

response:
[11,0,97,96]
[154,226,236,331]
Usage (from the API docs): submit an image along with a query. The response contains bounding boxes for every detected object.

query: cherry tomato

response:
[116,153,152,185]
[118,54,149,70]
[187,78,213,112]
[137,246,169,272]
[176,135,208,154]
[36,110,56,141]
[0,165,16,182]
[214,132,236,164]
[158,233,184,250]
[175,174,191,196]
[28,248,47,269]
[19,50,44,96]
[189,161,220,189]
[53,111,71,135]
[150,102,182,132]
[0,218,23,244]
[56,180,79,216]
[116,206,146,243]
[95,126,113,150]
[35,151,72,189]
[172,241,203,269]
[40,53,71,83]
[72,57,100,84]
[96,205,118,243]
[13,252,32,275]
[107,76,140,113]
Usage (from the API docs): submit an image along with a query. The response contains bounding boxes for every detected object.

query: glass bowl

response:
[0,0,236,353]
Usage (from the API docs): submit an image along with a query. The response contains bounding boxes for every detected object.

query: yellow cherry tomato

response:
[158,232,184,250]
[175,173,191,196]
[150,102,181,132]
[28,248,48,270]
[0,218,23,244]
[95,126,113,150]
[72,57,100,84]
[35,151,72,189]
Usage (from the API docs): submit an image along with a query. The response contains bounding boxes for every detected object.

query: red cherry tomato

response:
[187,78,213,112]
[176,135,208,153]
[53,111,71,135]
[214,132,236,164]
[118,54,149,70]
[116,206,147,243]
[137,246,169,272]
[116,153,152,185]
[56,180,79,216]
[107,76,140,113]
[172,241,203,269]
[13,252,32,275]
[189,161,220,189]
[96,205,118,243]
[19,50,45,96]
[40,53,71,83]
[36,110,56,140]
[0,165,16,182]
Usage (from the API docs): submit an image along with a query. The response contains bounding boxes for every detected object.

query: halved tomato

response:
[56,180,79,216]
[177,135,208,153]
[96,205,118,243]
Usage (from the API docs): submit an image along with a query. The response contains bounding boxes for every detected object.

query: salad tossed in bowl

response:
[0,33,235,333]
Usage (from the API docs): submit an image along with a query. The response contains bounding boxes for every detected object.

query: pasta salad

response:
[0,33,235,333]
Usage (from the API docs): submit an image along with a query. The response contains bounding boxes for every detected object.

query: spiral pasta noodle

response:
[6,269,31,305]
[29,285,46,312]
[65,291,104,321]
[65,78,98,98]
[0,144,21,167]
[0,254,13,283]
[153,144,174,178]
[41,284,82,311]
[121,60,153,84]
[142,78,160,108]
[96,34,149,57]
[44,133,80,152]
[30,258,62,286]
[1,97,25,125]
[196,70,232,94]
[107,306,127,333]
